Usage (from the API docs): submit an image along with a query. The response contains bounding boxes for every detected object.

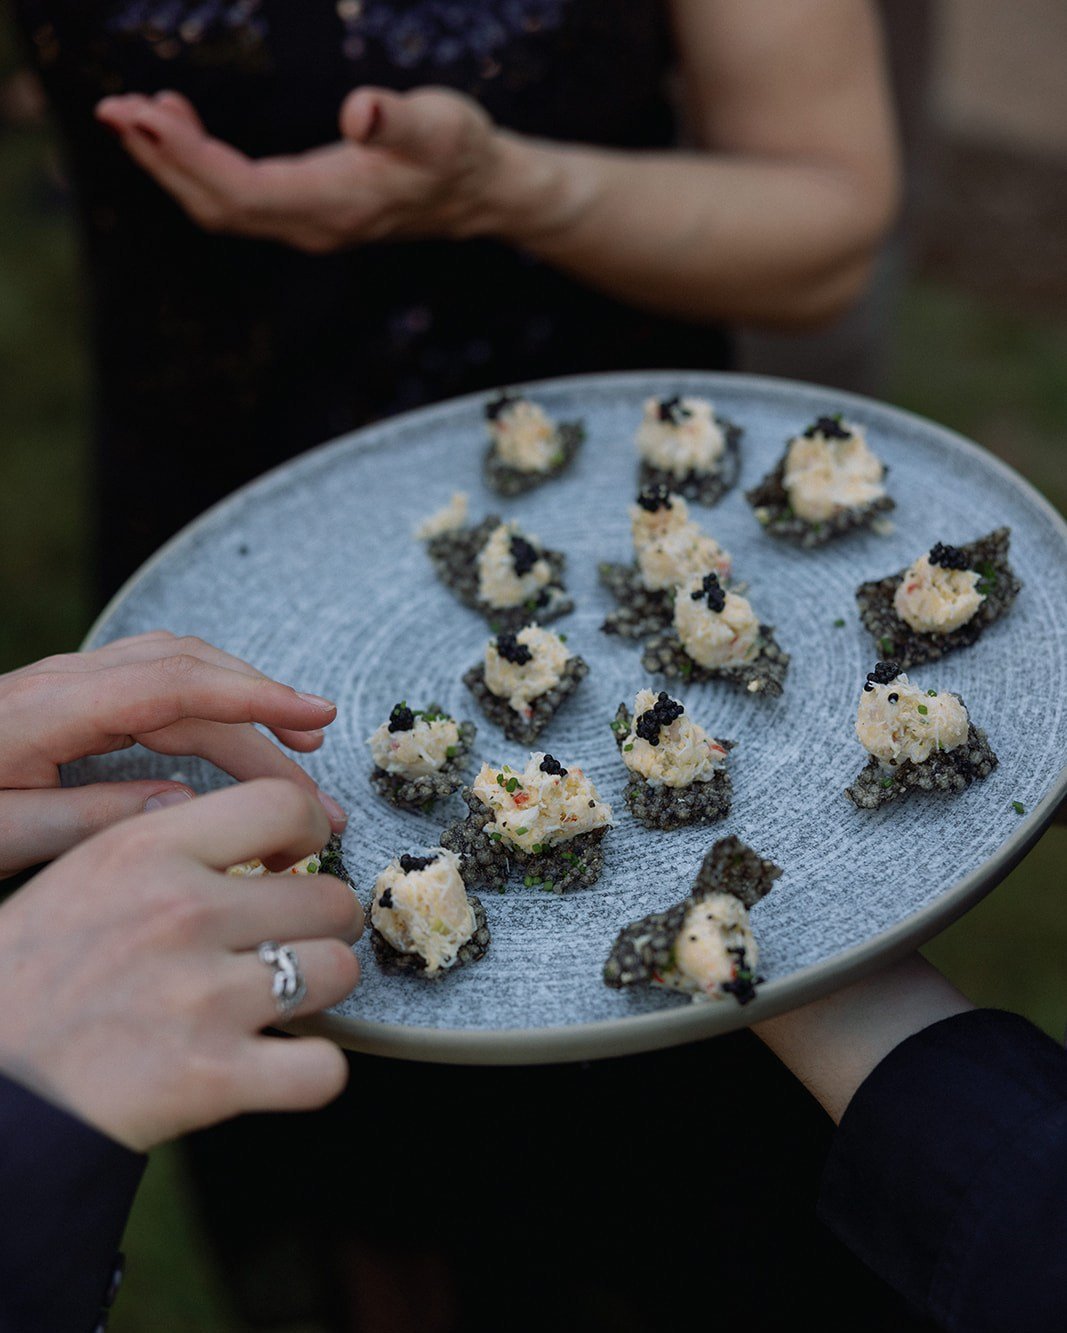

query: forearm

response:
[482,132,897,329]
[753,953,973,1123]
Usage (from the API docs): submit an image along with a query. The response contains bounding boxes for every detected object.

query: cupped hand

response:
[0,779,362,1151]
[0,630,346,878]
[94,85,502,253]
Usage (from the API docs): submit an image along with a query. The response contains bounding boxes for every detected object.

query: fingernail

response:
[145,788,194,812]
[365,101,382,138]
[297,692,336,712]
[317,791,348,827]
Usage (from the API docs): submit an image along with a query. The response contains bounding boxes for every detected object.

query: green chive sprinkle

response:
[927,689,937,697]
[445,746,457,758]
[917,704,928,715]
[514,826,528,836]
[506,777,519,792]
[880,777,893,788]
[1012,800,1025,815]
[531,844,543,855]
[623,743,634,752]
[833,618,845,628]
[879,636,893,654]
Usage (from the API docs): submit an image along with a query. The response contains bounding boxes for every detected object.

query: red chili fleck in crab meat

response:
[513,790,530,807]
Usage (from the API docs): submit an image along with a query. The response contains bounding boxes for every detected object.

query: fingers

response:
[139,778,333,870]
[26,656,336,762]
[235,1035,349,1112]
[96,93,259,231]
[12,633,330,753]
[340,86,484,164]
[0,782,195,877]
[228,937,361,1029]
[217,872,364,950]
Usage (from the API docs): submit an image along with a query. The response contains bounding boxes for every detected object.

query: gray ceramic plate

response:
[71,371,1067,1064]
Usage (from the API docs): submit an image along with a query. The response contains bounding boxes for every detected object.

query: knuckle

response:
[154,886,217,945]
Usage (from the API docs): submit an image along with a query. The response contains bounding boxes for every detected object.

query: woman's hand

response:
[94,86,505,254]
[0,780,362,1151]
[0,630,346,878]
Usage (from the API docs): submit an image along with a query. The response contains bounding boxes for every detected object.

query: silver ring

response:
[257,940,307,1020]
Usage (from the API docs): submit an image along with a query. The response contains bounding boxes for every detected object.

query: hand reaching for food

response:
[0,630,346,878]
[94,86,507,254]
[0,780,362,1151]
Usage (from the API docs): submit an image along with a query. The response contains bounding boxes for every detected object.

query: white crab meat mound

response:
[471,752,611,854]
[621,689,727,788]
[484,625,570,716]
[415,490,469,540]
[630,494,731,592]
[674,575,760,669]
[659,894,758,1002]
[226,853,322,877]
[856,674,969,766]
[371,849,475,976]
[782,421,886,523]
[488,398,561,474]
[893,552,985,634]
[368,714,460,777]
[476,522,554,610]
[636,396,725,478]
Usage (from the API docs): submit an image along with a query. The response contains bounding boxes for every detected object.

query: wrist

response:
[473,129,600,249]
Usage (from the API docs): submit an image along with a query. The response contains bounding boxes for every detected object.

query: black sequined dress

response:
[13,0,730,598]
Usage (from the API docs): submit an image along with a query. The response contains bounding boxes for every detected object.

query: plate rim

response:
[81,369,1067,1064]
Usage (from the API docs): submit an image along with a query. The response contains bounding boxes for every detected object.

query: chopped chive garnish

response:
[542,880,555,892]
[514,826,528,836]
[879,636,894,654]
[506,777,519,792]
[927,689,937,697]
[445,746,457,758]
[623,743,634,752]
[833,618,845,628]
[489,832,502,842]
[917,704,928,715]
[496,772,505,787]
[1012,800,1025,815]
[523,875,535,887]
[880,777,893,788]
[531,843,543,854]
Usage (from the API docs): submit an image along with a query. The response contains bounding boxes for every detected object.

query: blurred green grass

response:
[2,25,1065,1333]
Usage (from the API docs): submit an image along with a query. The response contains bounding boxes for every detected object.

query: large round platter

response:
[71,371,1067,1064]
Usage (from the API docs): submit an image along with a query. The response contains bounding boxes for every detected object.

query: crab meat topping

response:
[856,673,969,766]
[893,552,985,634]
[636,396,725,477]
[471,752,611,854]
[415,491,469,540]
[674,574,760,669]
[371,849,475,975]
[484,625,570,715]
[662,895,758,1000]
[488,397,561,473]
[368,713,459,777]
[620,689,727,788]
[476,522,554,609]
[782,419,886,523]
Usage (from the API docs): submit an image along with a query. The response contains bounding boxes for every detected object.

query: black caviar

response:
[636,483,673,512]
[657,395,692,425]
[690,571,726,613]
[510,534,540,576]
[495,632,533,665]
[399,853,438,874]
[635,691,685,746]
[388,703,415,732]
[802,413,851,440]
[540,754,568,777]
[863,660,902,692]
[928,542,971,571]
[485,391,517,422]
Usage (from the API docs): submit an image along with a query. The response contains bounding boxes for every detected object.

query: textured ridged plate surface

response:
[71,372,1067,1063]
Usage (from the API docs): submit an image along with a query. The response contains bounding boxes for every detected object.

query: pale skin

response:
[95,0,900,329]
[0,629,348,878]
[0,779,363,1151]
[753,953,974,1124]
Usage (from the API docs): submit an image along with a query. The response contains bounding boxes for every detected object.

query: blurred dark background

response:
[1,2,1064,1328]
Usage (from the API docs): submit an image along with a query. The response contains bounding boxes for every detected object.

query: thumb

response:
[340,86,475,163]
[0,783,195,878]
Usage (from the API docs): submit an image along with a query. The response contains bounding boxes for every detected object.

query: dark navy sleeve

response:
[819,1008,1067,1332]
[0,1070,146,1332]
